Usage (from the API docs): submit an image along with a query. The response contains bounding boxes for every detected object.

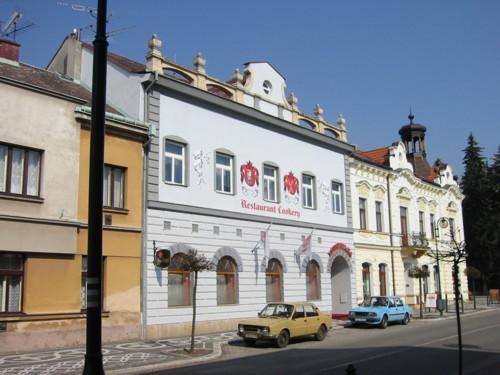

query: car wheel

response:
[379,315,388,329]
[276,330,290,348]
[315,325,327,341]
[243,338,256,346]
[402,313,410,325]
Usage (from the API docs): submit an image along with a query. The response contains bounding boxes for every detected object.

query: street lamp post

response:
[434,217,449,317]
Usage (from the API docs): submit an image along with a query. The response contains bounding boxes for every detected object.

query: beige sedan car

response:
[237,302,333,348]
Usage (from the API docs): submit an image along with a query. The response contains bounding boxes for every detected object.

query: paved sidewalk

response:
[412,304,497,320]
[0,331,238,375]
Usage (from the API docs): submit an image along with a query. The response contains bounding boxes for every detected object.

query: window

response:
[0,143,42,197]
[81,256,87,310]
[362,262,371,298]
[266,259,283,302]
[419,211,425,235]
[302,174,315,209]
[449,218,455,240]
[430,213,436,239]
[103,165,125,208]
[359,198,367,230]
[433,265,440,293]
[216,256,239,305]
[422,265,429,296]
[400,206,408,246]
[305,304,319,317]
[168,253,192,307]
[263,165,278,202]
[164,140,185,185]
[306,260,321,300]
[379,263,387,296]
[262,80,272,95]
[0,253,23,313]
[215,152,233,194]
[375,201,383,232]
[331,182,343,213]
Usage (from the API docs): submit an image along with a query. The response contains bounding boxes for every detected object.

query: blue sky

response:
[2,0,499,177]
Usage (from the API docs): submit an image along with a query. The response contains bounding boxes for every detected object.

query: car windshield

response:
[259,303,294,318]
[361,297,388,307]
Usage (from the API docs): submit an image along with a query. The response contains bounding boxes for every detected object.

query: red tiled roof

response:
[82,42,146,73]
[355,147,390,166]
[0,61,120,114]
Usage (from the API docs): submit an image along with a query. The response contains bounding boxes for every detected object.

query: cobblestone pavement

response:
[0,332,239,375]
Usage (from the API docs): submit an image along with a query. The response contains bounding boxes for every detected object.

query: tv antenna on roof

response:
[1,11,37,40]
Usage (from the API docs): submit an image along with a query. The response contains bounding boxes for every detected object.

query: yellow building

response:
[0,39,148,352]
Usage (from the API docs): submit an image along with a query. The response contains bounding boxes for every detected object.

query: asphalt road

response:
[151,309,500,375]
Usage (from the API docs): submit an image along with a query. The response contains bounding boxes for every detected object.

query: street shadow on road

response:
[149,344,500,375]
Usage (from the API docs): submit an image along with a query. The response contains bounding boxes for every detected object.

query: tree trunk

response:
[453,263,463,375]
[419,277,423,319]
[189,271,198,353]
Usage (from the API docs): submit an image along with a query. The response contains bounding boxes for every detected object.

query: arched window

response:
[168,253,192,307]
[379,263,387,296]
[422,265,429,296]
[266,259,283,302]
[306,260,321,300]
[362,262,371,298]
[217,256,238,305]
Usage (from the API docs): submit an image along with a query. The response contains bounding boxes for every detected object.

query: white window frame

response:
[302,174,315,209]
[263,164,278,203]
[359,198,367,230]
[164,140,185,185]
[331,181,343,214]
[215,152,233,194]
[103,164,125,209]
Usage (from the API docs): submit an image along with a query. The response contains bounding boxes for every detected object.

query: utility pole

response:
[83,0,108,374]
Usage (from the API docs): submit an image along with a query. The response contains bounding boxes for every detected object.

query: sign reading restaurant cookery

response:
[240,199,301,218]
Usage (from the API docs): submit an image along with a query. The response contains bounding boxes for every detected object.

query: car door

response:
[304,304,321,334]
[290,304,308,337]
[387,297,400,322]
[395,297,406,319]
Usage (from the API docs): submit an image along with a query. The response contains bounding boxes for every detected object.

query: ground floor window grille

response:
[0,253,23,313]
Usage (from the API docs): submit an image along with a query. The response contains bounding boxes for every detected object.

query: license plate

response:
[245,333,257,338]
[355,318,367,322]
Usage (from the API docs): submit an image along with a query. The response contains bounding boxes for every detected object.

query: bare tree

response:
[427,233,467,375]
[408,266,430,319]
[176,249,213,353]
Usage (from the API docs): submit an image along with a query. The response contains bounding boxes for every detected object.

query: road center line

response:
[306,322,500,374]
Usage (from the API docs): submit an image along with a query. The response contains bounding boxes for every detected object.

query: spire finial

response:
[408,108,414,124]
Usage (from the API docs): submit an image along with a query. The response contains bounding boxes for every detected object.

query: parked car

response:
[237,302,333,348]
[348,296,413,328]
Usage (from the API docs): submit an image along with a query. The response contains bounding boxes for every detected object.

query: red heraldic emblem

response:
[240,161,259,197]
[284,172,299,195]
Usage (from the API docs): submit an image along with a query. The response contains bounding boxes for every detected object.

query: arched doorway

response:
[330,256,352,315]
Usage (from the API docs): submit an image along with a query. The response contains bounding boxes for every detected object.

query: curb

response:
[412,307,497,322]
[108,340,225,375]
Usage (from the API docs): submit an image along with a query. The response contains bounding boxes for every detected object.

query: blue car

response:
[348,296,413,328]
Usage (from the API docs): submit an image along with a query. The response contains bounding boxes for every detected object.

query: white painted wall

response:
[81,48,145,120]
[158,94,348,228]
[146,209,354,325]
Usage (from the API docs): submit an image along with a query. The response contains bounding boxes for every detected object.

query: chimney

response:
[0,38,20,62]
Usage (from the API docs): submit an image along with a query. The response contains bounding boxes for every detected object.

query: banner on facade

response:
[425,293,437,308]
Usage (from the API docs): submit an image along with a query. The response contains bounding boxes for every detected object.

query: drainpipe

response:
[386,174,396,296]
[141,71,159,340]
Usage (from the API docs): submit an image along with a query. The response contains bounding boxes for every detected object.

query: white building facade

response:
[350,116,468,307]
[142,37,357,338]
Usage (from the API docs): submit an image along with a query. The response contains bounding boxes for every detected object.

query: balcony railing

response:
[401,232,429,248]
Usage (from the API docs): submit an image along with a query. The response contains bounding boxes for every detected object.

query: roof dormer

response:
[243,62,288,107]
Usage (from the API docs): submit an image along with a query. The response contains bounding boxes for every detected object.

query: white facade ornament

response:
[193,52,206,74]
[318,181,331,212]
[336,114,346,129]
[146,34,163,73]
[193,150,210,185]
[314,104,324,121]
[287,92,298,111]
[232,68,244,88]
